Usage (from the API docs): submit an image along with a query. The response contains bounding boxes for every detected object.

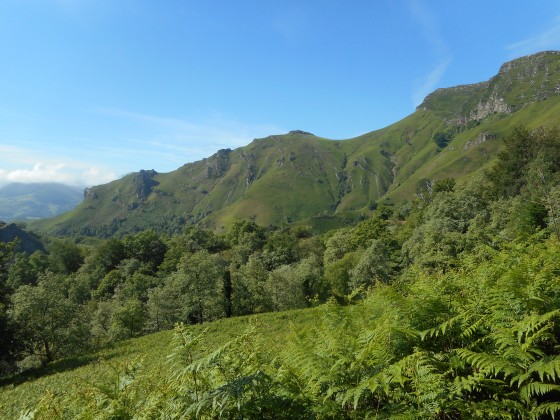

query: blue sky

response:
[2,0,560,187]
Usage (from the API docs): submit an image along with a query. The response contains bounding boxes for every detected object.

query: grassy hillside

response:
[0,308,318,418]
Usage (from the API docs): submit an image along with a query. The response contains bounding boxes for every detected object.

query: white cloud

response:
[407,0,446,56]
[96,108,285,164]
[507,15,560,57]
[0,146,118,187]
[412,58,452,107]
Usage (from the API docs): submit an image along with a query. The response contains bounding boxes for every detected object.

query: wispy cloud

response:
[407,0,452,107]
[96,108,285,162]
[507,15,560,57]
[0,145,117,186]
[412,58,452,107]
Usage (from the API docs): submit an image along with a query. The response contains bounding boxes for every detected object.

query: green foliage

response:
[226,219,267,248]
[433,131,451,149]
[110,298,148,340]
[4,237,560,417]
[488,126,560,198]
[8,272,90,364]
[231,253,272,315]
[265,256,323,311]
[47,239,84,274]
[433,177,455,194]
[174,250,227,323]
[122,230,167,273]
[348,215,388,249]
[350,238,398,287]
[6,252,38,290]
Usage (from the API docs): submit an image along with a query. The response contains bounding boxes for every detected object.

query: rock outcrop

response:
[418,51,560,125]
[133,169,159,200]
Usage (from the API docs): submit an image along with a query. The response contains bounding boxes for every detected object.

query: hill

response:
[32,51,560,237]
[0,183,83,222]
[0,222,44,254]
[0,308,316,417]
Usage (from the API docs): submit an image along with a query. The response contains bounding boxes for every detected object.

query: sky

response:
[2,0,560,187]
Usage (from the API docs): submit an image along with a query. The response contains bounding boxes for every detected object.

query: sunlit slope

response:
[0,308,317,418]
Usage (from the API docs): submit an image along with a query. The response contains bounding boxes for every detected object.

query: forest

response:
[2,126,560,418]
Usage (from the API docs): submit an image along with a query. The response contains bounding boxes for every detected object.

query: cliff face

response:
[418,51,560,124]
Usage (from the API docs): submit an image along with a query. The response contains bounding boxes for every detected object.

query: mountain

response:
[33,51,560,237]
[0,222,44,254]
[0,183,84,222]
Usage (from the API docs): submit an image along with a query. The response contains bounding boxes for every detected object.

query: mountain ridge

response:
[32,51,560,237]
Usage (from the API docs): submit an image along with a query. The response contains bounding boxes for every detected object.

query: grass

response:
[0,307,320,418]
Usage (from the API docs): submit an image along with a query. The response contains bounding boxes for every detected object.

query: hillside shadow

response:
[0,347,127,388]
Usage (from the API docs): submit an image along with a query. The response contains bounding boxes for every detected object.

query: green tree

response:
[266,264,307,311]
[29,249,50,275]
[95,270,125,299]
[89,299,117,347]
[110,298,148,340]
[146,280,186,331]
[262,230,299,270]
[265,257,323,311]
[0,240,17,292]
[48,239,84,274]
[7,252,37,290]
[402,187,488,270]
[323,228,354,265]
[324,251,361,298]
[9,272,89,363]
[81,238,126,282]
[350,238,397,288]
[122,230,167,273]
[433,177,455,193]
[487,126,560,198]
[174,250,227,323]
[226,220,266,249]
[349,216,388,249]
[231,254,271,315]
[433,131,451,149]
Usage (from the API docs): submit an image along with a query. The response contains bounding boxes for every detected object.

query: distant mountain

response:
[0,183,84,222]
[32,51,560,237]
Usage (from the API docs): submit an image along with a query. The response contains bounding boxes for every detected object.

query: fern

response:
[529,402,560,419]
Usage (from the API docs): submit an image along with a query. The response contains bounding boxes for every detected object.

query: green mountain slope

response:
[0,308,316,417]
[33,51,560,237]
[0,183,83,222]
